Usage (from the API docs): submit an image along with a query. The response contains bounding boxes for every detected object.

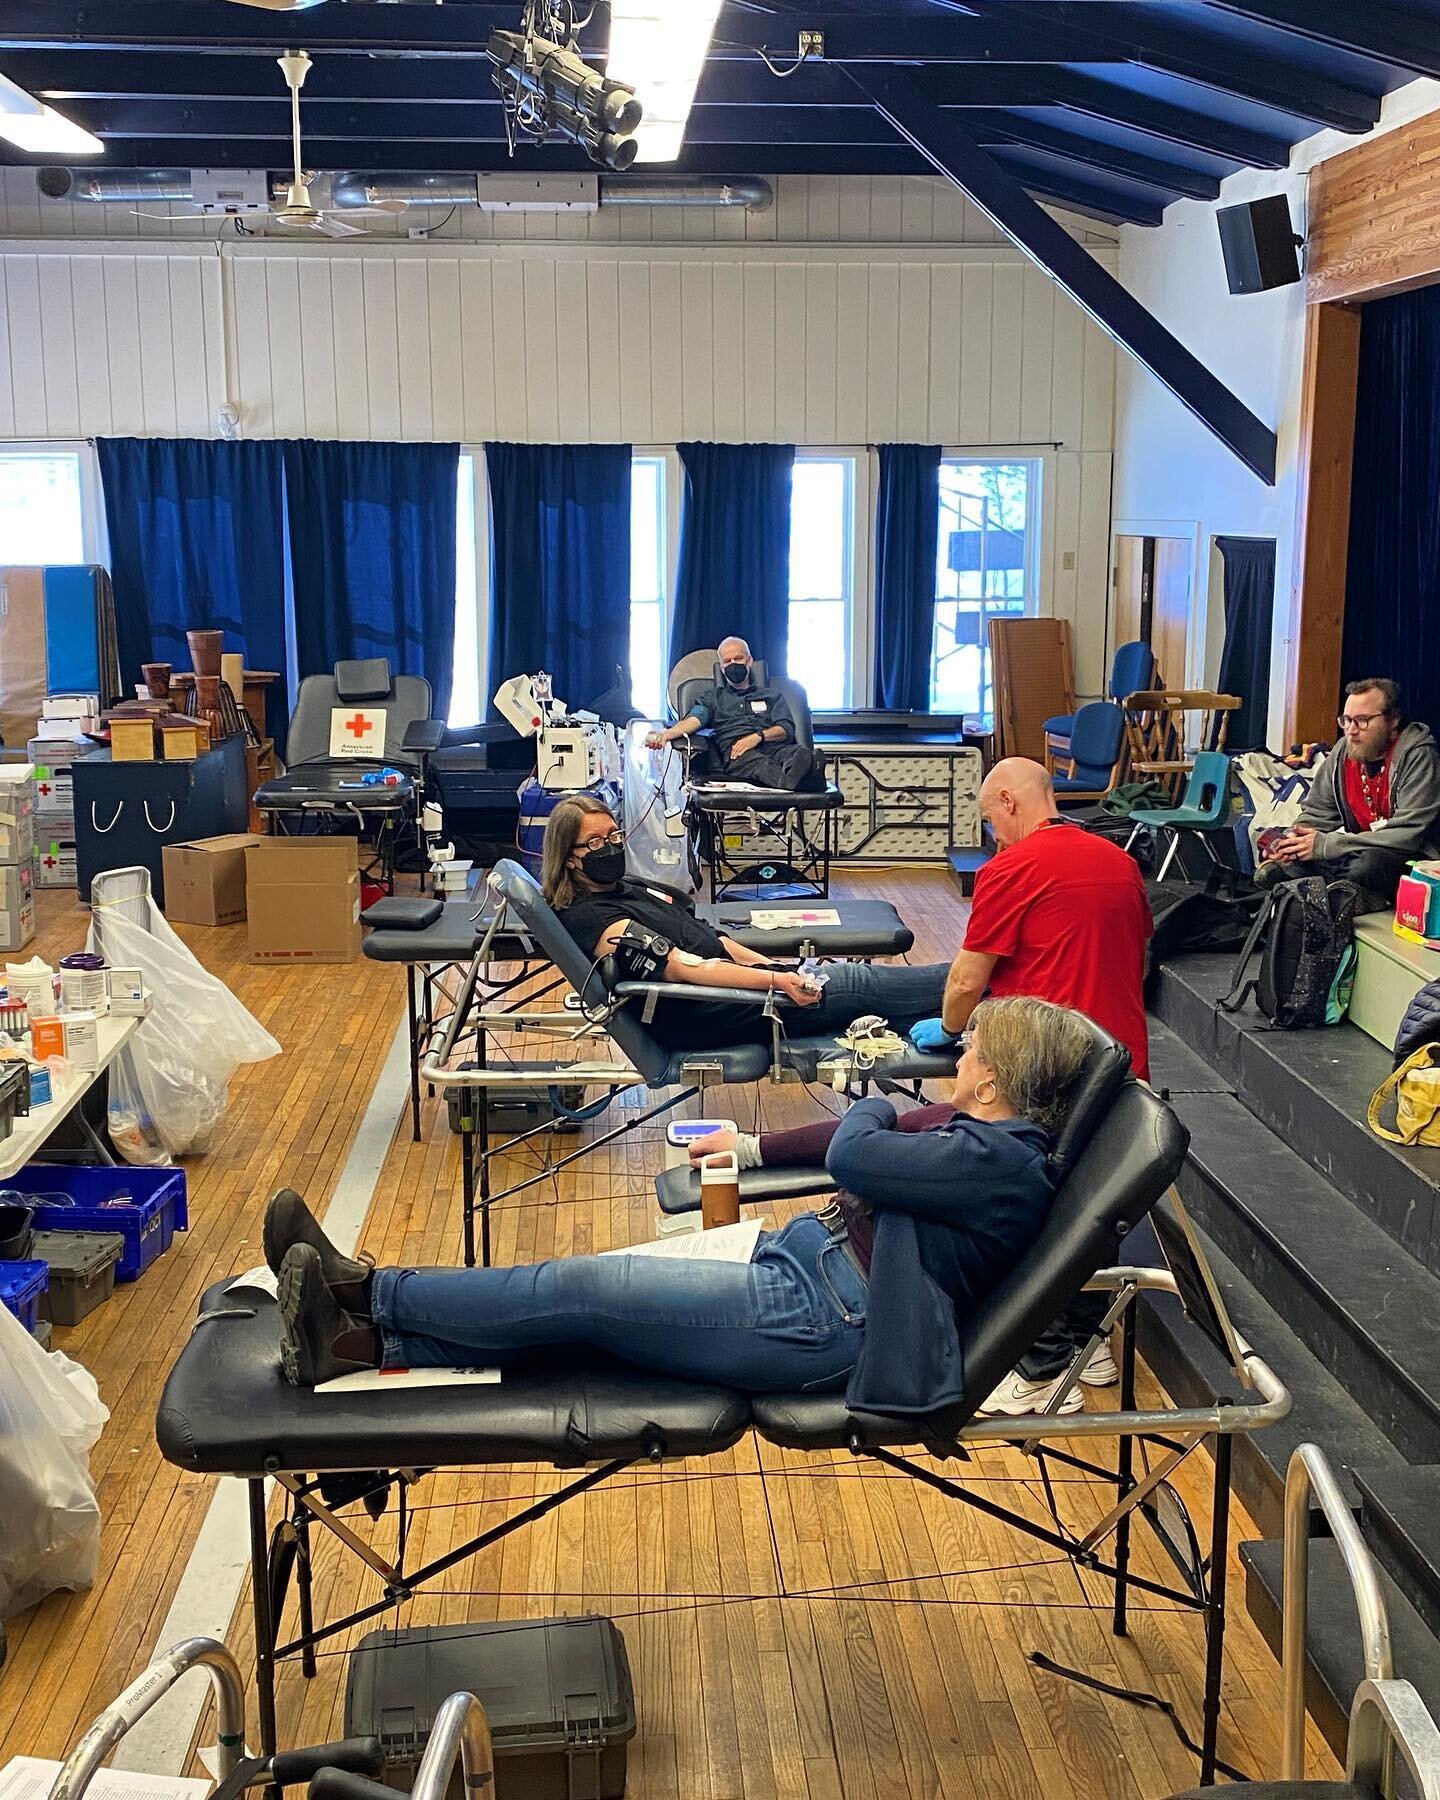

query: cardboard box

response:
[162,833,260,927]
[0,766,34,867]
[32,767,73,823]
[109,718,156,761]
[44,694,100,719]
[30,1015,66,1062]
[247,837,361,963]
[59,1008,99,1073]
[0,860,33,953]
[32,838,77,888]
[27,735,88,769]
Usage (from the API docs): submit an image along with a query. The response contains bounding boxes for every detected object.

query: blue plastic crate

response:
[0,1259,48,1335]
[16,1166,188,1282]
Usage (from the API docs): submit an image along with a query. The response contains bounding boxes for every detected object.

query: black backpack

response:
[1219,876,1360,1028]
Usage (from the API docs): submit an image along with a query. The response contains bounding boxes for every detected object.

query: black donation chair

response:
[671,654,843,900]
[254,658,444,892]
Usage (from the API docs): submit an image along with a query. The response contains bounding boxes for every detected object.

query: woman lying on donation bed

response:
[267,997,1094,1417]
[540,795,949,1051]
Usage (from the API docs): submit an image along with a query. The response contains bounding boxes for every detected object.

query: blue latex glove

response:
[909,1016,959,1052]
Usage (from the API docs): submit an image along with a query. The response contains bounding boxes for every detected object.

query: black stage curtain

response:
[1213,536,1274,751]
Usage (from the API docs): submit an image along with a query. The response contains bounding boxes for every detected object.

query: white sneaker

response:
[978,1368,1085,1418]
[1079,1342,1119,1388]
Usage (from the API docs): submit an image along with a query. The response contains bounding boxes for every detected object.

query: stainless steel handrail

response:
[410,1691,495,1800]
[49,1638,246,1800]
[1350,1678,1440,1795]
[1282,1444,1393,1781]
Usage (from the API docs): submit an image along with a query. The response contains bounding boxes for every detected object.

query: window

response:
[450,453,482,727]
[0,449,87,564]
[630,453,668,719]
[789,455,855,709]
[930,458,1041,716]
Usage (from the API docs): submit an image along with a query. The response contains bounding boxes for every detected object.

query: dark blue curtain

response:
[1344,284,1440,727]
[282,439,459,723]
[874,443,942,711]
[1213,537,1275,751]
[485,442,632,713]
[671,442,794,671]
[96,437,289,737]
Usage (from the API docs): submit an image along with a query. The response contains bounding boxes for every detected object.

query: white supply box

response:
[0,861,34,953]
[32,838,78,888]
[44,694,100,719]
[0,766,34,867]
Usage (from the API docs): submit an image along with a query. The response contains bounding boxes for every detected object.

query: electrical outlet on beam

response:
[798,30,824,58]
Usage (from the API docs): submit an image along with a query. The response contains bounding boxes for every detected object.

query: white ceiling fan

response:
[272,49,368,237]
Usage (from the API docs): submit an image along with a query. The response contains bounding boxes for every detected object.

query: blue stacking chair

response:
[1045,640,1156,765]
[1124,749,1232,880]
[1051,701,1128,806]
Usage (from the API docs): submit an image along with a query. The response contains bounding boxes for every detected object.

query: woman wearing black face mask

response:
[540,796,950,1053]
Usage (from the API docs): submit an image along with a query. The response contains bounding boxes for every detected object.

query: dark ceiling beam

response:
[852,65,1277,481]
[1203,0,1440,81]
[1030,69,1289,165]
[59,94,1215,195]
[985,151,1164,225]
[979,2,1381,133]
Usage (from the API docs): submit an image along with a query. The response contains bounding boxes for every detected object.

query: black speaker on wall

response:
[1216,193,1302,294]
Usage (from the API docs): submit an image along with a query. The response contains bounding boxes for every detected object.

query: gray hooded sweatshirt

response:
[1299,720,1440,862]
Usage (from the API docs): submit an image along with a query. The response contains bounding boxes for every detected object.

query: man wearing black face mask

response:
[645,636,824,794]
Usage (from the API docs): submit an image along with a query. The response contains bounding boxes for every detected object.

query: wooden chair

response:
[1123,690,1241,803]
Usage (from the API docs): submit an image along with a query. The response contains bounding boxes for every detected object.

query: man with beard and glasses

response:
[1258,678,1440,911]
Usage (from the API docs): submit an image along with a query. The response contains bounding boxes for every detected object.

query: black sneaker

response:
[277,1245,372,1388]
[263,1188,373,1293]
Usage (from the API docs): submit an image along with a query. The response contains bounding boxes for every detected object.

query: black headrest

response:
[1046,1025,1132,1180]
[713,656,769,687]
[336,658,393,702]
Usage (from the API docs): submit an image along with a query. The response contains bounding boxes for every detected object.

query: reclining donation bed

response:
[156,1033,1290,1788]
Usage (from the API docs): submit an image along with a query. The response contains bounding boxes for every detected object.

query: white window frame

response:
[630,446,678,721]
[0,439,107,566]
[792,447,867,710]
[931,447,1048,716]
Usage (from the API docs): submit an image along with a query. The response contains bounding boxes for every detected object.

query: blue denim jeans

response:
[802,960,950,1038]
[371,1214,867,1393]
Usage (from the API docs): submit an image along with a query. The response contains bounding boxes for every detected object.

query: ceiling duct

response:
[42,167,774,213]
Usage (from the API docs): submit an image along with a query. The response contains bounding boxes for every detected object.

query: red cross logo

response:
[42,854,56,869]
[37,781,51,799]
[345,713,375,740]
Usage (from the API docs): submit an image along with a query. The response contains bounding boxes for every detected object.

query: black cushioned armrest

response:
[655,1163,837,1216]
[402,718,447,753]
[361,897,443,931]
[612,979,780,1009]
[687,783,843,810]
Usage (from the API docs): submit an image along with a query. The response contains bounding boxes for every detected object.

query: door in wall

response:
[1112,534,1192,688]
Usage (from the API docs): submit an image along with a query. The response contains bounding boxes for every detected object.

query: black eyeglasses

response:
[580,829,625,850]
[1338,711,1390,732]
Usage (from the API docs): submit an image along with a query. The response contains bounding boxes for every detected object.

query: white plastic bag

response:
[623,722,698,894]
[88,867,281,1161]
[0,1302,109,1617]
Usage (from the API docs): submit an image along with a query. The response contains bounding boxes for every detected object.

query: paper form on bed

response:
[0,1759,208,1800]
[315,1365,501,1394]
[601,1220,764,1263]
[227,1265,279,1299]
[747,907,841,929]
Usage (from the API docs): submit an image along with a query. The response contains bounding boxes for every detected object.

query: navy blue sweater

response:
[824,1098,1054,1415]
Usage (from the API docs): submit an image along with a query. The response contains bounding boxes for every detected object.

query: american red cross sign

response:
[329,707,388,759]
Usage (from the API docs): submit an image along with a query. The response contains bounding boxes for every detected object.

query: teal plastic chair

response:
[1124,750,1232,881]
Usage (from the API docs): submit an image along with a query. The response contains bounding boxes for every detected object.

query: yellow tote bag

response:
[1369,1045,1440,1147]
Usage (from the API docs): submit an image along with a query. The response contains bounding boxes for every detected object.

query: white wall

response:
[1112,78,1440,741]
[0,170,1119,692]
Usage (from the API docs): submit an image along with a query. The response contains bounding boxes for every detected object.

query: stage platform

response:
[1146,954,1440,1757]
[1351,911,1440,1048]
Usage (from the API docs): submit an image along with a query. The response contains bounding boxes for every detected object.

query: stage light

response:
[488,28,642,174]
[606,0,722,164]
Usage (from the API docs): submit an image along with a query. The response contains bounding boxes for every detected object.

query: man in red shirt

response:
[920,756,1153,1415]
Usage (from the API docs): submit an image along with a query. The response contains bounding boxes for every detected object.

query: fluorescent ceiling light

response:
[606,0,722,164]
[0,70,44,118]
[0,104,103,156]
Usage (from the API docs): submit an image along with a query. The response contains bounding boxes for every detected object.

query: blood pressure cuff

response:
[598,922,673,992]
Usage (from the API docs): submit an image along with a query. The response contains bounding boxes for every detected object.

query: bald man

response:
[646,636,824,793]
[918,758,1153,1416]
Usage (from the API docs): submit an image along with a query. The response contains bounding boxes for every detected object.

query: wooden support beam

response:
[851,65,1279,483]
[1287,301,1362,744]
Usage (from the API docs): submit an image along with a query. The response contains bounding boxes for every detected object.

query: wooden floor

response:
[0,866,1340,1797]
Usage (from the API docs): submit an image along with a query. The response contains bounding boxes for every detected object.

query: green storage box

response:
[344,1616,635,1800]
[33,1228,124,1325]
